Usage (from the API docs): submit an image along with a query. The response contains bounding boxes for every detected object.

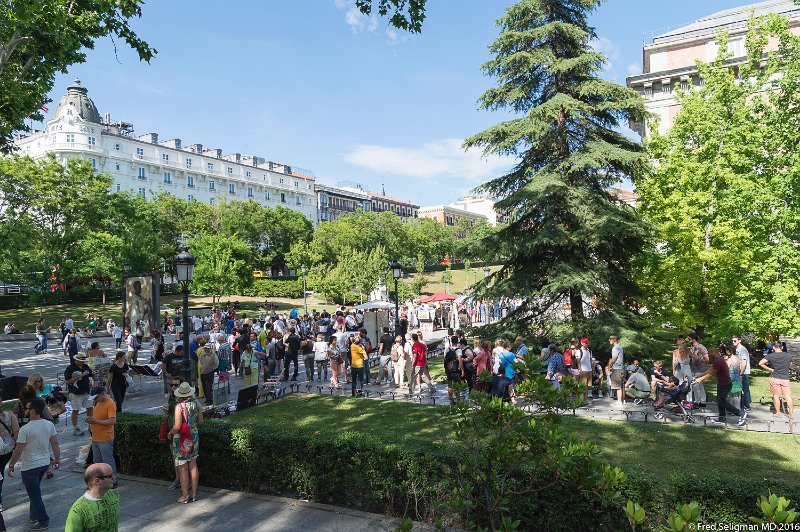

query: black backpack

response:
[444,349,460,376]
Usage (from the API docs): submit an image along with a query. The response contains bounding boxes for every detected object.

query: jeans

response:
[91,440,117,478]
[264,357,276,378]
[351,367,364,395]
[378,356,393,383]
[363,359,371,384]
[115,337,122,349]
[21,465,49,526]
[111,387,126,412]
[315,360,328,382]
[741,374,751,410]
[303,353,315,381]
[716,383,741,419]
[36,334,47,352]
[284,353,299,380]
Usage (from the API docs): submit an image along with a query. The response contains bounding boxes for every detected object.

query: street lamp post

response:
[173,247,195,350]
[301,264,307,316]
[389,261,403,336]
[483,266,490,279]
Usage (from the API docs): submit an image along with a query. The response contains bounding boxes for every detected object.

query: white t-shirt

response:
[313,341,329,361]
[492,346,504,373]
[126,334,135,352]
[736,345,751,375]
[17,419,57,471]
[579,347,593,372]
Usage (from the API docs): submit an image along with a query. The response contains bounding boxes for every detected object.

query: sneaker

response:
[29,523,48,531]
[633,398,643,406]
[73,428,84,436]
[743,407,751,413]
[598,392,604,398]
[709,418,726,425]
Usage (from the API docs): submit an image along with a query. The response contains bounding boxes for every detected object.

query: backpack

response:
[444,349,460,376]
[131,335,142,350]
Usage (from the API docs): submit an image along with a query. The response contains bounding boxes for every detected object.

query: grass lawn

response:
[407,266,500,297]
[231,394,800,484]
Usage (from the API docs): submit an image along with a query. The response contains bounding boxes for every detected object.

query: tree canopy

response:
[464,0,649,343]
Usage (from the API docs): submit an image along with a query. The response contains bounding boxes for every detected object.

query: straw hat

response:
[174,382,195,398]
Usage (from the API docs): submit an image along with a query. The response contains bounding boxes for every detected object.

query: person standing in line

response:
[124,328,138,365]
[7,398,60,531]
[283,327,302,381]
[688,333,709,406]
[375,327,394,386]
[577,338,593,399]
[0,400,19,512]
[107,352,130,413]
[391,336,407,388]
[64,354,94,436]
[86,387,117,489]
[607,335,625,404]
[695,347,747,426]
[302,334,316,382]
[759,341,794,418]
[241,343,259,387]
[313,334,329,383]
[64,463,119,532]
[733,335,752,413]
[409,333,436,395]
[349,332,367,396]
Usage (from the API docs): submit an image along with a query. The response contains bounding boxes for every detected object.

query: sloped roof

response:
[653,0,800,45]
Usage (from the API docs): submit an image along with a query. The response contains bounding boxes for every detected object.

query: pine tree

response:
[465,0,649,342]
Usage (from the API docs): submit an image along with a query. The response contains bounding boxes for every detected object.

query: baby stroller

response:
[653,380,695,423]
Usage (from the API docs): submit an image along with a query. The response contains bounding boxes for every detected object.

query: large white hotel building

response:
[14,79,318,222]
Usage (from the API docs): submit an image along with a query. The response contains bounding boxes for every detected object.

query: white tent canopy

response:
[352,300,394,311]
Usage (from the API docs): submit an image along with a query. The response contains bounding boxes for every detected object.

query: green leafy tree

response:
[0,0,155,152]
[638,16,800,339]
[464,0,649,341]
[186,234,253,305]
[353,0,426,33]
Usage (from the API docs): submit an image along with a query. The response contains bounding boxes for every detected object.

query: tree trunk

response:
[569,289,585,323]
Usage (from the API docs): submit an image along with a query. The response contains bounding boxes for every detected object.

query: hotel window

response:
[187,175,194,188]
[186,158,192,168]
[265,191,271,200]
[115,163,120,171]
[136,147,144,158]
[247,187,253,198]
[66,134,75,143]
[187,194,194,202]
[138,168,146,180]
[87,137,96,146]
[162,153,169,162]
[245,171,251,177]
[295,196,302,205]
[209,180,216,191]
[279,178,284,184]
[227,167,233,175]
[280,192,286,203]
[138,188,146,198]
[163,172,172,184]
[90,158,96,168]
[294,181,299,188]
[50,134,56,143]
[209,197,215,205]
[115,143,121,151]
[229,183,235,195]
[207,162,213,170]
[116,184,121,192]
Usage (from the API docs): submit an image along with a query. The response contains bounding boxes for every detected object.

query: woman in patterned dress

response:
[167,382,204,504]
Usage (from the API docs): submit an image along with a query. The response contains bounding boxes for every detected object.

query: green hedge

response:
[114,410,623,527]
[241,279,303,299]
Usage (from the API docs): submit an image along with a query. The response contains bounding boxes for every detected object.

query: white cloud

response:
[590,36,619,72]
[332,0,349,8]
[343,6,378,32]
[343,138,514,183]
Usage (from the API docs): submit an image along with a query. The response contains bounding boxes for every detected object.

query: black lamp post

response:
[173,247,195,349]
[301,264,307,316]
[389,261,403,335]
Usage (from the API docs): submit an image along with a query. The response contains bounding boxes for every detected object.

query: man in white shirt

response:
[577,338,593,399]
[8,398,60,530]
[65,316,74,331]
[112,324,123,349]
[733,335,751,412]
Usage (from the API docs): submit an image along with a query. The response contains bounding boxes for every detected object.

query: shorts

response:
[610,369,625,389]
[770,377,791,396]
[446,372,462,388]
[628,388,649,398]
[579,371,592,386]
[69,393,91,410]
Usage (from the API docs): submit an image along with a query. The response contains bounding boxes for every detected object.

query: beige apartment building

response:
[626,0,800,139]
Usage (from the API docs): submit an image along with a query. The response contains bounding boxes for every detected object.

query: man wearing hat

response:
[64,354,94,436]
[86,386,117,488]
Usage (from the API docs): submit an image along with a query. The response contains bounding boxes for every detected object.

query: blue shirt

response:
[516,343,529,357]
[289,308,299,320]
[500,351,517,379]
[189,340,199,361]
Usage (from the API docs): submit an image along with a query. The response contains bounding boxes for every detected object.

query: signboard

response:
[122,273,160,336]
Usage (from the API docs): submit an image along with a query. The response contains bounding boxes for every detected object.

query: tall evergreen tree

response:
[465,0,649,343]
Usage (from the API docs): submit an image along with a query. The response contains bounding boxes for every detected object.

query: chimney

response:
[104,113,111,124]
[137,133,158,144]
[188,143,203,154]
[203,148,222,159]
[160,138,182,149]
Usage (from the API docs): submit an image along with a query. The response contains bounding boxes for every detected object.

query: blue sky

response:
[42,0,749,206]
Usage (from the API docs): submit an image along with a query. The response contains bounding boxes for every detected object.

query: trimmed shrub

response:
[241,279,303,299]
